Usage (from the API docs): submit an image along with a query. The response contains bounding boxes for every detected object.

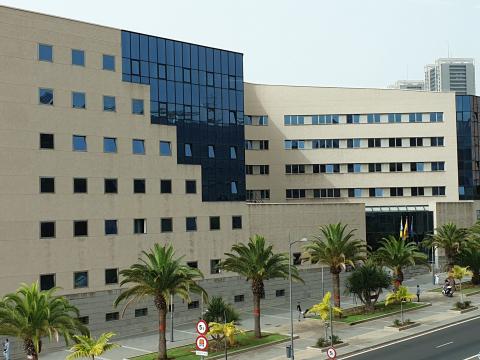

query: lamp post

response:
[289,237,308,360]
[170,294,174,342]
[224,309,228,360]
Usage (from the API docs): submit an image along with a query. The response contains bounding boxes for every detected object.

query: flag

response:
[409,217,414,238]
[403,217,409,240]
[399,217,403,238]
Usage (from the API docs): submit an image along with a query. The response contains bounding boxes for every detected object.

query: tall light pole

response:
[289,237,308,360]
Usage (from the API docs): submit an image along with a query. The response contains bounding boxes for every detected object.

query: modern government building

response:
[0,5,479,349]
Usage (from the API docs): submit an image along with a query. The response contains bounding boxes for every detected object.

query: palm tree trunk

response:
[24,338,38,360]
[155,294,168,360]
[251,279,263,338]
[332,272,341,308]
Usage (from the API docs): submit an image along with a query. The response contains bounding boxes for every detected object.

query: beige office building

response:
[0,6,478,354]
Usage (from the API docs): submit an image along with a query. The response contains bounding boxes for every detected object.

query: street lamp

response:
[289,237,308,360]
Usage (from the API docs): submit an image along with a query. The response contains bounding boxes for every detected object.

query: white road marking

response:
[435,341,453,348]
[339,315,480,359]
[463,355,480,360]
[120,345,151,353]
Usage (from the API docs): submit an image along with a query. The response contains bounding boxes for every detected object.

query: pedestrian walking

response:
[434,273,440,285]
[296,302,302,321]
[416,284,421,302]
[3,339,9,360]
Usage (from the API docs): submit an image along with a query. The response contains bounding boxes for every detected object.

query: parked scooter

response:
[442,284,454,297]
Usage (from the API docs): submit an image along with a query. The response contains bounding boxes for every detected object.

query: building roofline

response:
[0,5,243,55]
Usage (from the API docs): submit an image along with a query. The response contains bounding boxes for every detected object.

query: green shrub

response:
[455,301,472,310]
[393,319,401,327]
[316,335,342,348]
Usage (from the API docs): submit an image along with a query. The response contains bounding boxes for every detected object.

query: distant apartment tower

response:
[390,80,425,91]
[425,58,475,95]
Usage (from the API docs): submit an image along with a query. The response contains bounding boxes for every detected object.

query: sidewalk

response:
[229,272,479,360]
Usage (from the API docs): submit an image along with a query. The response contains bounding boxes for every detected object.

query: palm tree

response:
[221,235,302,338]
[423,223,467,270]
[66,332,119,360]
[304,223,366,307]
[0,282,86,360]
[374,235,429,287]
[451,265,473,303]
[457,245,480,285]
[114,244,206,360]
[345,260,391,312]
[203,296,239,324]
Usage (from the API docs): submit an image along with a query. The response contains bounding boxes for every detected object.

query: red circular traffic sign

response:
[196,319,209,335]
[196,335,208,351]
[326,347,337,359]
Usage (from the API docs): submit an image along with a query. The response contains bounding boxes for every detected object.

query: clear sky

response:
[2,0,479,90]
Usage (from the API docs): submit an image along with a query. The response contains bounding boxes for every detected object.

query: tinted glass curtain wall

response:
[121,31,245,201]
[456,95,480,200]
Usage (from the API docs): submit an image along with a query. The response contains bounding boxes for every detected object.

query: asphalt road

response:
[341,316,480,360]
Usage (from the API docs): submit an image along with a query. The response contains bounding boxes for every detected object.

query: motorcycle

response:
[442,285,454,297]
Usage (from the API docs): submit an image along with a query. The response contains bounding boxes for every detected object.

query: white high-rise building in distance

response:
[425,58,475,95]
[389,80,425,91]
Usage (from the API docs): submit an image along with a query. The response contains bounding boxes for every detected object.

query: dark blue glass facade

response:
[121,31,245,201]
[456,95,480,200]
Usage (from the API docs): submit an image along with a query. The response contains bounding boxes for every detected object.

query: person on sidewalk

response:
[3,339,9,360]
[416,285,421,302]
[296,302,302,322]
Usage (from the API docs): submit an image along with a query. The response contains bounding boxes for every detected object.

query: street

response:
[341,316,480,360]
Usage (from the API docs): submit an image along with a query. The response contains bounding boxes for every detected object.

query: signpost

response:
[326,346,337,359]
[195,320,209,358]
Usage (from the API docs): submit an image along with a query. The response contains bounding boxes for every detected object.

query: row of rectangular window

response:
[39,269,118,291]
[39,88,143,114]
[246,189,270,201]
[285,161,445,174]
[246,165,270,175]
[39,215,242,238]
[244,115,268,126]
[284,137,444,150]
[38,43,115,71]
[245,140,269,150]
[283,112,444,125]
[40,178,197,195]
[285,186,446,199]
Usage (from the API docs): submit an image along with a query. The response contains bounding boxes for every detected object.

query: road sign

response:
[195,350,208,356]
[196,319,208,335]
[196,335,208,351]
[326,347,337,359]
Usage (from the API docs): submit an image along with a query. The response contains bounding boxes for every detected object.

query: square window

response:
[40,274,55,290]
[132,99,144,115]
[160,180,172,194]
[161,218,173,232]
[40,133,54,149]
[78,316,89,325]
[232,216,242,229]
[160,141,172,156]
[187,261,198,268]
[105,268,118,284]
[230,146,237,159]
[134,218,146,234]
[135,308,148,317]
[73,178,87,193]
[40,177,55,193]
[74,220,88,237]
[276,289,285,297]
[104,178,118,193]
[105,220,118,235]
[210,216,220,230]
[38,44,53,62]
[105,312,119,321]
[73,135,87,151]
[132,139,145,154]
[103,54,115,71]
[39,88,54,105]
[72,92,86,109]
[184,143,192,157]
[103,96,116,111]
[40,222,55,238]
[210,259,220,274]
[71,49,85,66]
[208,145,215,158]
[103,137,117,153]
[185,180,196,194]
[234,295,244,303]
[134,179,146,194]
[74,271,88,288]
[186,217,197,231]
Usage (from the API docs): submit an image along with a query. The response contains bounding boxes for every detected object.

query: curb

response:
[336,303,431,326]
[207,335,298,359]
[337,314,480,359]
